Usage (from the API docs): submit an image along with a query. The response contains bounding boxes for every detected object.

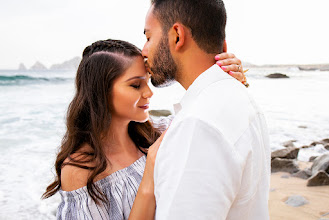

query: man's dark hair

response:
[151,0,227,54]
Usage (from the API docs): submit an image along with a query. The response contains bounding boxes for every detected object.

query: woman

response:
[42,39,246,219]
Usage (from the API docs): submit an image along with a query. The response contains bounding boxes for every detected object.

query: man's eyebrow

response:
[125,76,146,82]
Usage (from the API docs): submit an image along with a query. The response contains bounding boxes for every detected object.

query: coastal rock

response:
[271,147,299,160]
[307,171,329,187]
[325,144,329,151]
[18,63,27,71]
[311,154,329,175]
[292,169,312,180]
[271,158,299,174]
[266,73,289,78]
[298,125,307,129]
[322,139,329,144]
[282,140,296,148]
[30,61,47,71]
[50,57,81,71]
[301,145,311,149]
[149,110,172,117]
[309,156,318,162]
[285,195,309,207]
[311,141,322,146]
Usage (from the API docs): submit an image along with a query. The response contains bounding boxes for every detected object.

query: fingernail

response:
[229,71,234,75]
[215,55,220,60]
[216,61,222,66]
[221,66,226,70]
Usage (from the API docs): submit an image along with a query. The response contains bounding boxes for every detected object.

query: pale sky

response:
[1,0,328,69]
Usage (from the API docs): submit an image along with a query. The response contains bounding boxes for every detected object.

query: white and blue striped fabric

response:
[57,155,146,220]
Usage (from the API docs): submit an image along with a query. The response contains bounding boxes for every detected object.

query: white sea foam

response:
[0,68,328,219]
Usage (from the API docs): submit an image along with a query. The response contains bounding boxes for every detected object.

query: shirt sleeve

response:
[154,117,244,220]
[57,189,109,220]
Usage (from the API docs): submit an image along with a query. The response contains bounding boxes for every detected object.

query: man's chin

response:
[151,77,175,88]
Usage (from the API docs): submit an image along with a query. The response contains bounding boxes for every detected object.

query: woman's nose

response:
[143,85,153,99]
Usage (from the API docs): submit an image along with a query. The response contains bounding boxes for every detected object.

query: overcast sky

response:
[1,0,328,69]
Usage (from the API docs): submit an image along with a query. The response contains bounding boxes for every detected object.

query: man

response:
[142,0,271,219]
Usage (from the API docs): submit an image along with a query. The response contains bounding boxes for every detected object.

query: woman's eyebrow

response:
[125,76,146,82]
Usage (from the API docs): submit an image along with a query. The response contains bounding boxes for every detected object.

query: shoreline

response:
[270,162,329,219]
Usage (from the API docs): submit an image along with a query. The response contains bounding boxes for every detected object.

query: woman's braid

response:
[82,39,141,58]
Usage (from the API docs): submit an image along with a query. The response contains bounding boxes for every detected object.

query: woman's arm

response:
[129,131,166,220]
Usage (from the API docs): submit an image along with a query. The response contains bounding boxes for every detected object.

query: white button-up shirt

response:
[154,64,271,220]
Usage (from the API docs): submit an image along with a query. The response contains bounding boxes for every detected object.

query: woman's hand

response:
[215,53,248,87]
[128,130,167,220]
[142,130,167,191]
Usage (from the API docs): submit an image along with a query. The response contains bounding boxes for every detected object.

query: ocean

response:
[0,67,328,219]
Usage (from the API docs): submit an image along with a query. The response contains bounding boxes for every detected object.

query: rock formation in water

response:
[30,61,47,71]
[50,57,81,71]
[18,63,27,71]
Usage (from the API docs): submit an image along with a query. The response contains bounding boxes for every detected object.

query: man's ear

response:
[223,40,227,53]
[169,23,185,51]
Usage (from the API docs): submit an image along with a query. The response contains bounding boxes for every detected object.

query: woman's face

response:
[111,56,153,123]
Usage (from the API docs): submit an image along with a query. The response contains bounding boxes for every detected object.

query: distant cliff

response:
[18,63,27,71]
[50,57,81,71]
[30,61,47,71]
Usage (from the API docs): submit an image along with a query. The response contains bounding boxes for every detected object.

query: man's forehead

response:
[144,6,158,30]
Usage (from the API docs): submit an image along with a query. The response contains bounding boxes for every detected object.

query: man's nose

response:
[142,44,148,58]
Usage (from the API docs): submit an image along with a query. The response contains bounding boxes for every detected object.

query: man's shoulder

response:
[183,79,261,143]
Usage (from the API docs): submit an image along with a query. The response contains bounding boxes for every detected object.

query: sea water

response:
[0,67,328,219]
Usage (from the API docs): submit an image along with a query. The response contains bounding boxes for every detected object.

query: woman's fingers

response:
[148,130,167,159]
[215,53,236,60]
[215,53,243,73]
[219,64,243,73]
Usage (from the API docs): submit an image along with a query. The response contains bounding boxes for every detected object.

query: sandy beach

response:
[269,162,329,220]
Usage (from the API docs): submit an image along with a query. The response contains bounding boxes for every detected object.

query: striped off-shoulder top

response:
[57,155,146,220]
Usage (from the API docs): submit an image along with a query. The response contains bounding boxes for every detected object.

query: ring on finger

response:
[237,65,241,72]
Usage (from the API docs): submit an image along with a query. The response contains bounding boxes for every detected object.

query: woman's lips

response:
[139,104,149,110]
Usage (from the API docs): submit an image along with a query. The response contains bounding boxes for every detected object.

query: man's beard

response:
[148,35,178,88]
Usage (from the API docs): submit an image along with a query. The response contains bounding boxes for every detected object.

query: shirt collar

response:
[174,64,231,114]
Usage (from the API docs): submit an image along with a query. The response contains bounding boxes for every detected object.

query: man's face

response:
[142,6,178,87]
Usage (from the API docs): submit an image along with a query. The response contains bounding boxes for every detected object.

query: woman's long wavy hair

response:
[42,39,161,203]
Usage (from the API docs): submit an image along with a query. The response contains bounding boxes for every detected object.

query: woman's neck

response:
[102,118,139,156]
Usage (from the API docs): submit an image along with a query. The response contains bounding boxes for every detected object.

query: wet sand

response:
[269,167,329,219]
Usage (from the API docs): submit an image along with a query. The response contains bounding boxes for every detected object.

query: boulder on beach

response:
[310,153,329,175]
[325,144,329,151]
[292,169,312,180]
[149,110,172,117]
[307,171,329,187]
[282,140,296,148]
[266,73,289,78]
[271,147,299,160]
[309,156,318,162]
[322,138,329,144]
[285,195,309,207]
[271,158,299,174]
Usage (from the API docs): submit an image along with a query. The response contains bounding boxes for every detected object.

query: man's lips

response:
[138,104,149,109]
[144,60,153,75]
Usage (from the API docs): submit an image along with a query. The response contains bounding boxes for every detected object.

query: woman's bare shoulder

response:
[60,144,94,191]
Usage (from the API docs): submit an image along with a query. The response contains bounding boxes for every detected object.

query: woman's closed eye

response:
[130,83,141,89]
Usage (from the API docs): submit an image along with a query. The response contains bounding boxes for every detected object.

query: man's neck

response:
[176,49,217,90]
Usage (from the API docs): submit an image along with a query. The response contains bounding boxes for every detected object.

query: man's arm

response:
[154,117,244,219]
